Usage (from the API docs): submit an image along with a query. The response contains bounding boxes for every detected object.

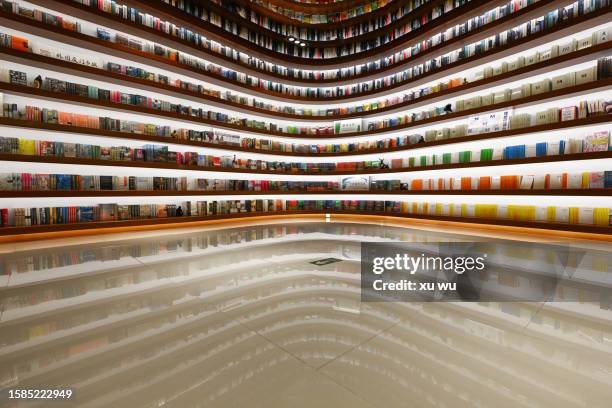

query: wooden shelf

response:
[237,0,402,16]
[1,79,611,139]
[8,0,605,92]
[52,0,576,70]
[3,189,610,198]
[129,0,477,47]
[2,42,609,120]
[0,210,610,236]
[44,0,495,66]
[0,115,609,158]
[1,151,610,176]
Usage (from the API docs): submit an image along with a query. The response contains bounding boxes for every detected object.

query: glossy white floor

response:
[0,218,611,408]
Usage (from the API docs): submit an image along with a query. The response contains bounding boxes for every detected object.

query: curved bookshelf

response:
[3,41,609,118]
[47,0,498,66]
[21,0,605,87]
[1,151,610,176]
[243,0,401,16]
[2,189,610,198]
[1,78,610,139]
[0,211,610,236]
[1,1,611,239]
[0,115,608,158]
[143,0,473,47]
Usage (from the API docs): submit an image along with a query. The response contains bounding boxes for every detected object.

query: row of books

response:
[240,1,439,41]
[83,0,448,55]
[1,199,289,226]
[0,135,381,171]
[0,174,340,192]
[1,130,608,172]
[181,0,453,47]
[80,0,575,66]
[2,200,611,227]
[87,2,611,99]
[245,0,399,24]
[5,0,608,99]
[3,170,609,192]
[76,0,609,87]
[2,99,609,156]
[6,30,612,120]
[2,65,609,137]
[363,170,612,191]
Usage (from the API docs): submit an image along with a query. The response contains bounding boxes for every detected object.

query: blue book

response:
[604,171,612,188]
[56,175,72,191]
[536,142,548,157]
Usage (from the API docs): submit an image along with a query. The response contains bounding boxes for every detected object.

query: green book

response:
[420,156,428,166]
[480,148,494,161]
[408,157,416,167]
[442,153,452,164]
[459,151,472,163]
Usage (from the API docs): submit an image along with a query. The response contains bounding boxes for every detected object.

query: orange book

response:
[58,112,74,126]
[11,36,29,52]
[500,175,518,190]
[437,179,444,190]
[460,177,472,190]
[411,179,423,190]
[449,78,463,88]
[75,114,88,128]
[478,176,491,190]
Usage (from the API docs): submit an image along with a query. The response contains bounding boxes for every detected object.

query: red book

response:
[1,208,8,226]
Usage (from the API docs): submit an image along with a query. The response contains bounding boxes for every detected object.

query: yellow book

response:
[546,207,556,222]
[593,208,610,226]
[18,139,36,155]
[435,203,443,216]
[475,204,497,219]
[568,207,580,224]
[581,172,590,188]
[508,205,536,222]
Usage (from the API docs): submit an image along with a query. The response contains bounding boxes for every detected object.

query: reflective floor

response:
[0,219,611,407]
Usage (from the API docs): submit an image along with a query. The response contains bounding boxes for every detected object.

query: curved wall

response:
[0,0,611,238]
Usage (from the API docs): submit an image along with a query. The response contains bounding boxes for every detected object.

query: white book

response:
[547,141,562,156]
[555,207,570,223]
[471,150,481,162]
[519,175,534,189]
[533,175,546,189]
[558,39,577,56]
[535,207,548,222]
[464,204,475,217]
[441,204,451,216]
[566,173,582,189]
[452,204,462,217]
[428,202,437,216]
[491,176,501,190]
[578,208,594,225]
[548,174,563,189]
